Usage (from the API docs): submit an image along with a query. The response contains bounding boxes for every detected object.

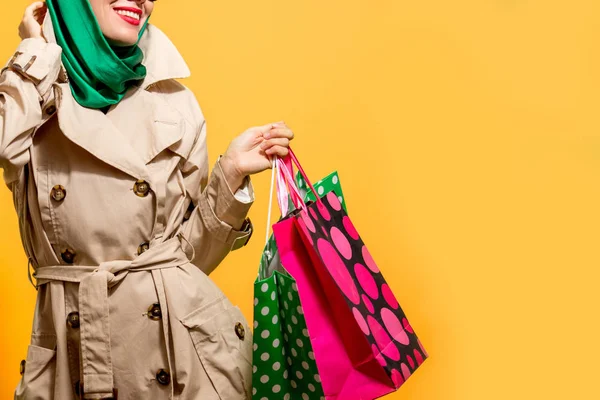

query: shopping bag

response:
[271,149,427,399]
[296,170,348,213]
[252,168,325,399]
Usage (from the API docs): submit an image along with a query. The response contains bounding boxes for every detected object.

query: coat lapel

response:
[42,15,192,181]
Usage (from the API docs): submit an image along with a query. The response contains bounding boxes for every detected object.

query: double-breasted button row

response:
[133,179,151,197]
[61,248,76,264]
[147,303,162,321]
[67,311,80,329]
[138,242,150,255]
[50,185,66,202]
[156,369,170,386]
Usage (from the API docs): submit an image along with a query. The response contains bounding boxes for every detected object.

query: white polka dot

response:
[272,315,279,324]
[284,333,289,341]
[298,178,304,187]
[302,361,309,370]
[288,292,293,301]
[261,283,269,292]
[253,387,257,395]
[261,397,267,400]
[254,321,259,329]
[296,371,303,379]
[273,362,281,371]
[284,394,291,400]
[284,301,289,310]
[297,306,304,315]
[292,283,298,292]
[292,315,298,325]
[303,329,309,337]
[253,365,257,373]
[291,380,297,389]
[287,357,292,365]
[283,370,289,379]
[332,175,339,185]
[261,330,270,339]
[273,338,280,348]
[254,297,258,306]
[279,276,285,285]
[318,186,324,195]
[271,292,276,301]
[261,352,270,361]
[287,325,293,333]
[261,306,269,316]
[296,338,304,348]
[302,393,309,400]
[260,375,269,384]
[308,351,315,360]
[308,383,316,392]
[315,374,321,383]
[273,385,281,393]
[338,196,343,204]
[282,347,286,355]
[253,343,258,351]
[291,348,298,357]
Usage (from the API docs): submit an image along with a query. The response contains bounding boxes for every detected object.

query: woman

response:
[2,0,294,398]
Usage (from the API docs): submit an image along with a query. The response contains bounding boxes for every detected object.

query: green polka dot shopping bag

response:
[252,233,326,399]
[257,149,427,399]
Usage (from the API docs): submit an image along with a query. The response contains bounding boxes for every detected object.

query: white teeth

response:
[115,9,140,20]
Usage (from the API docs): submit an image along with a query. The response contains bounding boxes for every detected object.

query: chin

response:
[105,33,139,47]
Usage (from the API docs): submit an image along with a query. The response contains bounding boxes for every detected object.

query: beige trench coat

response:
[1,14,255,400]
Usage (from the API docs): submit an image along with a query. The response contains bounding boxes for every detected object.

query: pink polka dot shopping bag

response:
[266,149,428,399]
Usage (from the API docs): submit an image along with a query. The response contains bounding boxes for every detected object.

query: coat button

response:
[67,311,80,328]
[61,248,76,264]
[147,303,162,320]
[133,179,150,197]
[50,185,66,202]
[19,359,25,375]
[156,369,170,386]
[137,242,150,255]
[235,322,245,340]
[45,104,56,116]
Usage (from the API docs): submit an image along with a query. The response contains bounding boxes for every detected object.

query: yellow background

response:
[1,0,599,398]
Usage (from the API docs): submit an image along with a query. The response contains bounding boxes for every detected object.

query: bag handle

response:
[265,156,304,247]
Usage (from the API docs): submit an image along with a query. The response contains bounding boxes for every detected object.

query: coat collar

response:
[41,13,191,182]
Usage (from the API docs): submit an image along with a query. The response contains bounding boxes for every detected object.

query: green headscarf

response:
[46,0,149,109]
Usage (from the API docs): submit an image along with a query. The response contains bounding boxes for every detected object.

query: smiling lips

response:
[114,7,142,26]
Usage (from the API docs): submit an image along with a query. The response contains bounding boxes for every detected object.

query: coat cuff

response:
[3,38,63,97]
[196,157,254,247]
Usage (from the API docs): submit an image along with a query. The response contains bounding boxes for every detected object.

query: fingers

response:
[264,127,294,140]
[264,145,290,157]
[255,120,288,133]
[25,1,45,15]
[260,138,289,153]
[33,3,47,24]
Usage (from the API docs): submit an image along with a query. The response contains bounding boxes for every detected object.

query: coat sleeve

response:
[0,38,62,186]
[178,115,255,276]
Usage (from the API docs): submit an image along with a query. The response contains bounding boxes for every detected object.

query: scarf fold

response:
[46,0,149,109]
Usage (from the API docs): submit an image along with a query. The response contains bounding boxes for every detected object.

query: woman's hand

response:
[19,1,47,41]
[220,121,295,192]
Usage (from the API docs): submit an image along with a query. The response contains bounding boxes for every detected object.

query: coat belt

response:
[34,235,191,399]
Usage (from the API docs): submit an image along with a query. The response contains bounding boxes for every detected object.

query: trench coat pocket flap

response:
[179,299,252,399]
[15,344,57,400]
